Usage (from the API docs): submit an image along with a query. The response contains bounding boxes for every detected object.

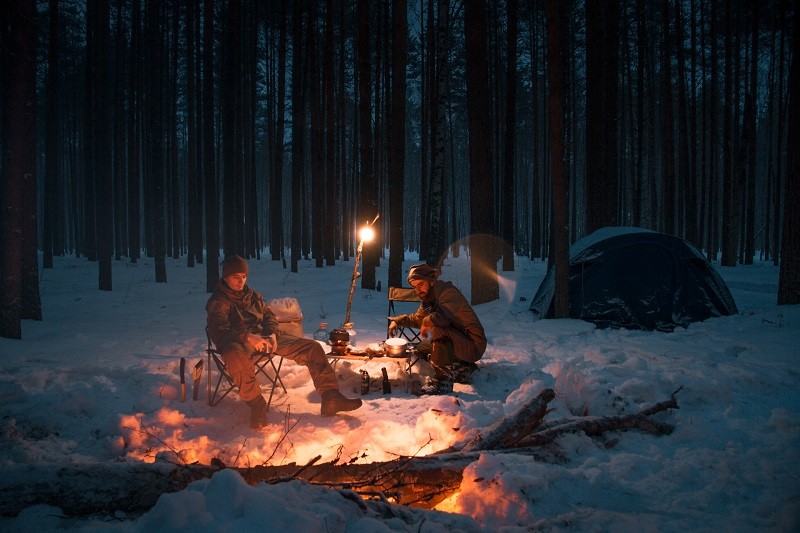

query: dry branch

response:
[519,392,679,447]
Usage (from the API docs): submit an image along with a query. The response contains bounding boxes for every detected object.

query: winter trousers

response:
[222,334,338,402]
[415,325,482,371]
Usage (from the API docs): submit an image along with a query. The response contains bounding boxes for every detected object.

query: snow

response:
[1,251,798,531]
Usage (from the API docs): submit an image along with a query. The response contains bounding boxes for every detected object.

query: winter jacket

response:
[206,280,279,352]
[394,280,487,361]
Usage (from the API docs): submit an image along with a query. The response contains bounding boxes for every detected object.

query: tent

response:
[529,227,738,332]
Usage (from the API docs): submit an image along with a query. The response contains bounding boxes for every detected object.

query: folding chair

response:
[387,286,423,342]
[205,327,287,409]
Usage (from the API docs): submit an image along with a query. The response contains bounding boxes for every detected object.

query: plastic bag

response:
[268,297,304,337]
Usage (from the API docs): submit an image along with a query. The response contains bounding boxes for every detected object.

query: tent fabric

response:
[530,227,738,332]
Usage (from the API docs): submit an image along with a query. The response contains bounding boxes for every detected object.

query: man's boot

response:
[320,389,363,416]
[416,376,454,395]
[416,360,455,396]
[246,395,268,428]
[451,361,479,384]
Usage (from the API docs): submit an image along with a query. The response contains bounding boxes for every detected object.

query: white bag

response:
[268,297,304,338]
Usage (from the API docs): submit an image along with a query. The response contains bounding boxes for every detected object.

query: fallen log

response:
[0,389,679,518]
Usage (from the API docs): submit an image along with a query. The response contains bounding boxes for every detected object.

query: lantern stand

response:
[344,213,379,328]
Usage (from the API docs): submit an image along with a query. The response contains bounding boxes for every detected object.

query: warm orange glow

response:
[358,225,376,243]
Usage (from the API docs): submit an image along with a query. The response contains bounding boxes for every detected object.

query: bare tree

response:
[777,7,799,305]
[388,0,408,287]
[186,0,201,267]
[465,0,498,305]
[204,0,219,291]
[43,0,61,270]
[144,0,167,282]
[425,0,449,267]
[585,0,620,234]
[500,0,518,271]
[270,0,288,262]
[324,0,338,267]
[357,0,380,289]
[90,0,113,290]
[128,0,142,264]
[1,0,38,337]
[547,0,569,319]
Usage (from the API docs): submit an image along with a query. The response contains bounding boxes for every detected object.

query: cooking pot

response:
[383,337,408,356]
[328,328,350,355]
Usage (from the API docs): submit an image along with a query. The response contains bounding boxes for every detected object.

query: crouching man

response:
[388,264,487,394]
[207,256,362,428]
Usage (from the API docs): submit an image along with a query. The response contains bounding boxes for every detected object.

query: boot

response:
[320,389,363,416]
[451,361,479,384]
[415,376,454,396]
[246,395,268,428]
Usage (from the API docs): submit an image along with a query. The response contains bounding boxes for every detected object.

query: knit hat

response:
[407,263,439,284]
[221,255,249,277]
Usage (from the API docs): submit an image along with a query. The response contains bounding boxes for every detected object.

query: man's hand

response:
[419,316,433,339]
[246,333,276,353]
[264,333,278,353]
[387,318,399,338]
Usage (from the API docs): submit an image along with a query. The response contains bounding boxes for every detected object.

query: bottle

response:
[343,322,357,347]
[381,367,391,394]
[313,322,329,343]
[360,370,370,395]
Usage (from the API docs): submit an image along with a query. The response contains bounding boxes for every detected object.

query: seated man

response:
[388,263,487,394]
[207,255,362,428]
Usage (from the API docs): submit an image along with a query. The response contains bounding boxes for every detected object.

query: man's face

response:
[410,279,432,300]
[224,272,247,292]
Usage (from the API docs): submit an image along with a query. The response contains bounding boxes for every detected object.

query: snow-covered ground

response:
[1,250,798,531]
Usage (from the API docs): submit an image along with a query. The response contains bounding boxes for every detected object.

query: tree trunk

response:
[222,0,241,257]
[128,0,142,264]
[290,0,306,274]
[585,0,620,234]
[357,0,379,289]
[0,0,37,338]
[144,0,167,283]
[741,1,759,265]
[204,0,220,291]
[324,0,338,267]
[500,0,518,272]
[547,0,569,319]
[309,10,325,269]
[426,0,448,267]
[659,0,676,236]
[465,0,499,305]
[186,0,200,267]
[777,7,800,305]
[388,0,408,287]
[270,0,288,262]
[94,0,113,292]
[43,0,61,270]
[720,0,737,266]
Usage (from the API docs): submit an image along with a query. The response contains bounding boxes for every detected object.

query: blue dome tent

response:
[530,227,738,332]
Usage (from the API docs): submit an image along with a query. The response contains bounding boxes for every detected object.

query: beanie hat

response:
[407,263,439,284]
[222,255,249,277]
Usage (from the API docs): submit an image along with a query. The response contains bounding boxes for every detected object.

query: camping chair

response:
[205,327,287,408]
[387,286,423,343]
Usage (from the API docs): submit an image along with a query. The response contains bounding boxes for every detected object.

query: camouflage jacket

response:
[206,280,278,351]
